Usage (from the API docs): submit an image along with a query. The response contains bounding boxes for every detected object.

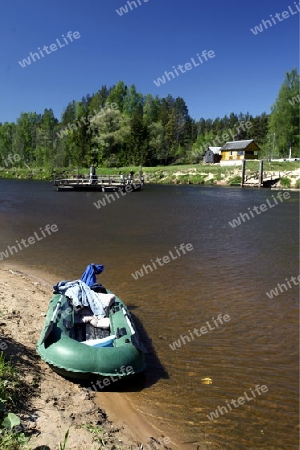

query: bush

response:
[280,177,291,188]
[228,175,241,185]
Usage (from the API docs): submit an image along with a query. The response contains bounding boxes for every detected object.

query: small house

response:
[203,147,222,163]
[220,139,259,161]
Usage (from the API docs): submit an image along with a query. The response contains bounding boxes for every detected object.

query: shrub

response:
[280,177,291,188]
[228,175,241,185]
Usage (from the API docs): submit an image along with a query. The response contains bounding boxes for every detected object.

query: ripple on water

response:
[0,181,298,449]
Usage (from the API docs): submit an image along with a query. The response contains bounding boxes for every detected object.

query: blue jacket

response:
[81,263,104,287]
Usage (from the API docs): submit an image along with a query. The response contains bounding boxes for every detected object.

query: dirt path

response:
[0,266,175,450]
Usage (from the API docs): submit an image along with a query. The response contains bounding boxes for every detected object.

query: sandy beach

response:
[0,264,179,450]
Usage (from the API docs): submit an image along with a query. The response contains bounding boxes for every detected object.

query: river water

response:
[0,179,299,449]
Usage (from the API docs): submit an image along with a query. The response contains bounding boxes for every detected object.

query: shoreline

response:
[0,262,183,450]
[1,161,300,189]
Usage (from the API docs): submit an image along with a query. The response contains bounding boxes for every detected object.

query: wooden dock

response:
[241,160,281,187]
[54,174,144,192]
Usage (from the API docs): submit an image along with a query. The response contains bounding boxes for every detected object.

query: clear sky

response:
[1,0,299,123]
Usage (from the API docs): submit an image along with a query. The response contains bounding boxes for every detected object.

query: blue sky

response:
[0,0,299,123]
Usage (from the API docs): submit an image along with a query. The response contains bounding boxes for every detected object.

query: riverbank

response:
[0,264,177,450]
[1,161,300,188]
[144,162,300,188]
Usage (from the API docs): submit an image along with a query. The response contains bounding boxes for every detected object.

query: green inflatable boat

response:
[36,292,146,380]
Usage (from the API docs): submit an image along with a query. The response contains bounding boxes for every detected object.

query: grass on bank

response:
[0,161,299,188]
[0,161,299,183]
[0,350,142,450]
[0,352,30,450]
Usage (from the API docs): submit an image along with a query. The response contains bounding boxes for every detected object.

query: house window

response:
[237,151,243,155]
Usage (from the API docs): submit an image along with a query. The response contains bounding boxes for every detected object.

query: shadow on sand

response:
[0,335,46,445]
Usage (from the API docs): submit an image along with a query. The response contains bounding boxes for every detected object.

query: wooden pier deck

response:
[241,160,281,187]
[54,175,143,192]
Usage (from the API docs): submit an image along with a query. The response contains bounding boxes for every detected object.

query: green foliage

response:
[58,429,70,450]
[2,413,20,430]
[0,356,31,450]
[269,69,300,157]
[1,161,299,187]
[0,71,297,171]
[88,108,131,166]
[0,353,20,411]
[279,177,291,188]
[80,423,124,449]
[228,175,242,185]
[0,425,30,450]
[106,81,127,111]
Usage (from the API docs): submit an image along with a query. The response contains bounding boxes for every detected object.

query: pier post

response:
[258,160,263,187]
[241,160,246,187]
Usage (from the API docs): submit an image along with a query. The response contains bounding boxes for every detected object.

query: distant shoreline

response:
[0,161,299,189]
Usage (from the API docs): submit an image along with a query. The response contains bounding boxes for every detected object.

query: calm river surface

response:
[0,179,299,449]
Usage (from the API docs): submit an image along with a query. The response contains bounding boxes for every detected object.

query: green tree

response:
[269,69,300,157]
[13,113,39,166]
[88,108,130,166]
[106,81,127,112]
[143,94,160,125]
[148,121,165,164]
[128,104,148,165]
[0,123,16,165]
[34,109,58,168]
[87,85,110,113]
[189,130,215,163]
[123,84,143,116]
[61,101,78,126]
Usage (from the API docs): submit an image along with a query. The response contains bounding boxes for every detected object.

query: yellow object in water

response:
[201,377,213,384]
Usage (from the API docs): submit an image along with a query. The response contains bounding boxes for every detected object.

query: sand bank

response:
[0,264,180,450]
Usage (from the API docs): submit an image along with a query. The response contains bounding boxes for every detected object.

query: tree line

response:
[0,69,298,171]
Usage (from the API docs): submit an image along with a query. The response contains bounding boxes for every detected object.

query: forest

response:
[0,69,299,171]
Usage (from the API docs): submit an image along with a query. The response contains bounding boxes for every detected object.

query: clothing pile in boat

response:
[53,279,115,328]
